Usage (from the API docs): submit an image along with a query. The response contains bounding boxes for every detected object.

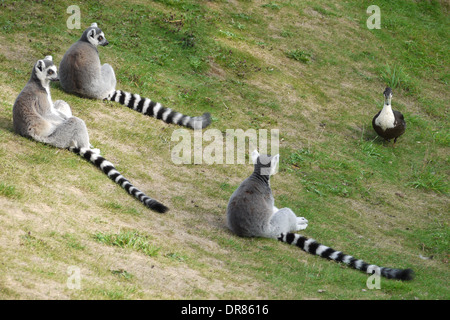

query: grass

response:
[380,63,416,93]
[285,49,313,63]
[0,183,22,199]
[0,0,448,300]
[94,230,160,257]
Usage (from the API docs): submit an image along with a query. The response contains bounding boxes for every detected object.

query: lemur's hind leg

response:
[52,102,99,154]
[53,100,72,118]
[100,63,116,98]
[272,206,308,232]
[267,208,308,238]
[43,117,91,149]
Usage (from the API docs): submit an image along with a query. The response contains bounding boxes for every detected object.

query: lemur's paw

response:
[90,146,101,155]
[296,217,308,231]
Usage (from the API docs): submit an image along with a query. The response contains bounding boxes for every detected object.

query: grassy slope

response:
[0,0,448,299]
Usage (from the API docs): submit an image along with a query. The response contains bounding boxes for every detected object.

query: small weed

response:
[280,30,293,38]
[94,230,160,257]
[111,269,134,280]
[380,64,416,93]
[285,49,312,63]
[232,20,245,30]
[313,6,338,17]
[219,30,237,39]
[286,148,314,169]
[165,252,187,262]
[102,202,141,215]
[0,183,22,199]
[63,233,85,250]
[189,56,203,71]
[261,2,282,10]
[360,140,382,158]
[407,166,448,194]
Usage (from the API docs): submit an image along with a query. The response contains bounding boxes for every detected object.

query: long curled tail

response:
[70,147,169,213]
[278,233,414,281]
[107,90,212,130]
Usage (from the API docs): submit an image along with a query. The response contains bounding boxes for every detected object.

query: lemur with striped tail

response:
[58,23,211,130]
[226,150,414,281]
[13,56,168,213]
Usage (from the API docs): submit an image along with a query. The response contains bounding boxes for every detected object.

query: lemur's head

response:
[81,22,109,47]
[251,150,279,177]
[32,55,58,87]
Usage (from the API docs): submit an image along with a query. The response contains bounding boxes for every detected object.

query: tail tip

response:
[151,202,169,214]
[399,268,415,281]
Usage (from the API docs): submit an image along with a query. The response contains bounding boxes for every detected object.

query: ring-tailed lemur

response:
[58,23,211,130]
[226,150,414,281]
[13,56,168,213]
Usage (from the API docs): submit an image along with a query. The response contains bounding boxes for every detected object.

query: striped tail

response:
[107,90,212,130]
[70,147,169,214]
[278,233,414,281]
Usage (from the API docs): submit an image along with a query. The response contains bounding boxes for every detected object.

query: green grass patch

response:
[94,230,160,257]
[285,49,313,63]
[379,64,417,94]
[0,183,22,199]
[407,166,449,195]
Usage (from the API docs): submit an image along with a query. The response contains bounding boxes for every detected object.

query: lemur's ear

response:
[251,149,260,164]
[88,29,96,38]
[90,22,98,28]
[35,60,45,72]
[44,55,53,61]
[270,154,280,175]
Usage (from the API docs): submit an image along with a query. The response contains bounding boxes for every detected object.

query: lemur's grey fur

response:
[59,23,115,100]
[13,56,91,149]
[59,23,211,129]
[227,150,308,238]
[226,150,414,281]
[13,57,168,213]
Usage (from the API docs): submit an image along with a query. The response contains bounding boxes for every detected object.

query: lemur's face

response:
[35,56,58,84]
[87,28,109,47]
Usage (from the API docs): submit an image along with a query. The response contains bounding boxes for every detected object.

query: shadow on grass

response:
[0,116,14,133]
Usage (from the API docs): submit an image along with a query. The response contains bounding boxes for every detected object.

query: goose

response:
[372,87,406,146]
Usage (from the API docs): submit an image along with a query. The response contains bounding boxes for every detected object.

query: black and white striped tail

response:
[70,147,168,213]
[278,233,414,281]
[107,90,212,130]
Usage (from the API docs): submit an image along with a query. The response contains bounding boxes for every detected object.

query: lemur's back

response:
[59,41,100,95]
[13,76,50,139]
[227,175,274,237]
